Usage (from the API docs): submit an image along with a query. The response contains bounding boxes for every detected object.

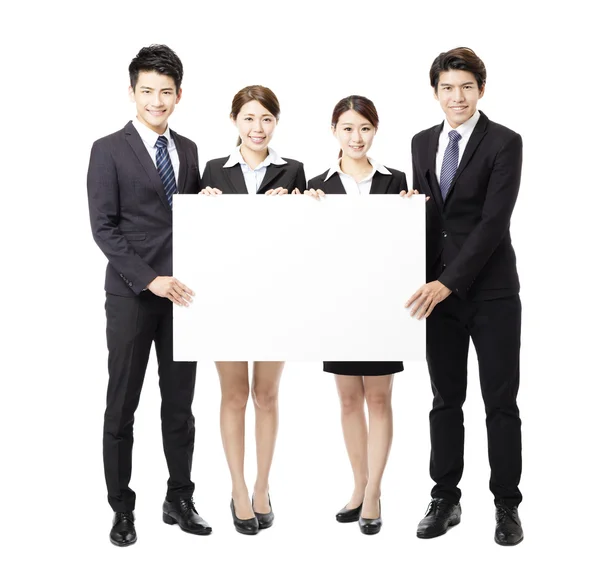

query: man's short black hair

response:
[430,47,486,91]
[129,44,184,92]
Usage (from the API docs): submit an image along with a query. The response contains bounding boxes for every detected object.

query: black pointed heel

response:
[336,502,362,523]
[252,494,274,530]
[359,500,382,535]
[230,499,259,535]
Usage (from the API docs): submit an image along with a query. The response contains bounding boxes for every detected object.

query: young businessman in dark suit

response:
[87,45,211,546]
[406,47,524,546]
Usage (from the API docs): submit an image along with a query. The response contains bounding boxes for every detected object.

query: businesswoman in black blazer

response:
[307,95,407,535]
[200,85,306,535]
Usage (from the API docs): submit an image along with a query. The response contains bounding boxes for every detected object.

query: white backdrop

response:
[2,1,598,568]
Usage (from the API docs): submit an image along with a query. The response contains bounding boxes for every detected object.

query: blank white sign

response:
[173,194,425,361]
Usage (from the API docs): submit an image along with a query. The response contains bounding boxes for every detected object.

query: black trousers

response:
[426,294,522,507]
[103,292,197,512]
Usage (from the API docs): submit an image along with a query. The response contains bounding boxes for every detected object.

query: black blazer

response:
[87,120,201,297]
[202,156,306,194]
[308,167,408,194]
[412,111,522,301]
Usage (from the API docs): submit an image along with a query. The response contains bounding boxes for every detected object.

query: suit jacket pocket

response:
[122,232,147,241]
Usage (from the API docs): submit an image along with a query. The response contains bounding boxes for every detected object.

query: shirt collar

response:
[324,157,391,182]
[223,146,287,169]
[133,117,173,147]
[442,109,480,140]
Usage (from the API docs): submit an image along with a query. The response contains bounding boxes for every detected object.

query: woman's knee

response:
[222,384,250,410]
[338,390,365,414]
[252,385,279,411]
[364,390,391,414]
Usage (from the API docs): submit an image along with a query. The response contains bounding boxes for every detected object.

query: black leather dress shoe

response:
[162,497,212,535]
[336,503,362,523]
[252,495,274,530]
[110,511,137,547]
[359,501,382,535]
[230,499,259,535]
[495,503,523,546]
[416,498,461,538]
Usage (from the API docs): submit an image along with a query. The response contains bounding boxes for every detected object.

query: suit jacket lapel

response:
[369,171,392,194]
[171,130,188,192]
[427,122,444,213]
[258,164,284,193]
[445,112,489,202]
[224,164,247,193]
[323,173,346,194]
[124,121,171,212]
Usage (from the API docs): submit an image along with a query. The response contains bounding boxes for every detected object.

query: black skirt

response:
[323,361,404,376]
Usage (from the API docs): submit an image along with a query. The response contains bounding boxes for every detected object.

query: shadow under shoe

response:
[252,495,274,530]
[495,503,523,546]
[416,498,461,538]
[110,511,137,547]
[359,501,382,535]
[230,499,259,535]
[163,497,212,535]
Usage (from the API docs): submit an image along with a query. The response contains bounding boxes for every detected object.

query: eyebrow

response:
[138,86,174,91]
[340,122,372,127]
[439,81,476,87]
[243,113,274,117]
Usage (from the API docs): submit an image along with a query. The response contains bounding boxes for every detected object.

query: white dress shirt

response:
[435,110,480,184]
[324,157,391,195]
[223,146,287,194]
[132,117,180,183]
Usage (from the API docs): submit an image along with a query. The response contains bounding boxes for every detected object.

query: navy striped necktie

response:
[155,135,177,207]
[439,130,462,201]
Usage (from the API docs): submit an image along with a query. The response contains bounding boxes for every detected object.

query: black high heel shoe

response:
[359,500,382,535]
[230,499,259,535]
[336,503,363,523]
[252,494,274,530]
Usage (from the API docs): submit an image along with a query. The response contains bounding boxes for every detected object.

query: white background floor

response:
[3,1,597,567]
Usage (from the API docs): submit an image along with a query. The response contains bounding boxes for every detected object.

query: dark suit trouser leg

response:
[426,295,470,504]
[103,293,156,512]
[155,301,197,501]
[470,295,522,507]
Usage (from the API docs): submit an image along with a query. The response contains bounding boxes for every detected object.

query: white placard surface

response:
[173,194,425,361]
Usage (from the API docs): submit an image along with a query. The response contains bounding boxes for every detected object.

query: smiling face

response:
[333,109,377,160]
[232,99,277,152]
[435,69,484,128]
[129,70,181,134]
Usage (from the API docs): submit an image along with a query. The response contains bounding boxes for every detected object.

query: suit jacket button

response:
[442,231,448,238]
[129,283,133,287]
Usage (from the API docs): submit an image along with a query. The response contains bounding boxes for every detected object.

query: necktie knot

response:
[156,135,168,149]
[448,130,462,143]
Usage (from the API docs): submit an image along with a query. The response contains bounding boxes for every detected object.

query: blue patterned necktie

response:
[155,135,177,207]
[439,130,462,201]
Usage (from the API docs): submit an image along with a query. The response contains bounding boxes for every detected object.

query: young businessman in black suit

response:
[87,45,211,546]
[406,47,524,546]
